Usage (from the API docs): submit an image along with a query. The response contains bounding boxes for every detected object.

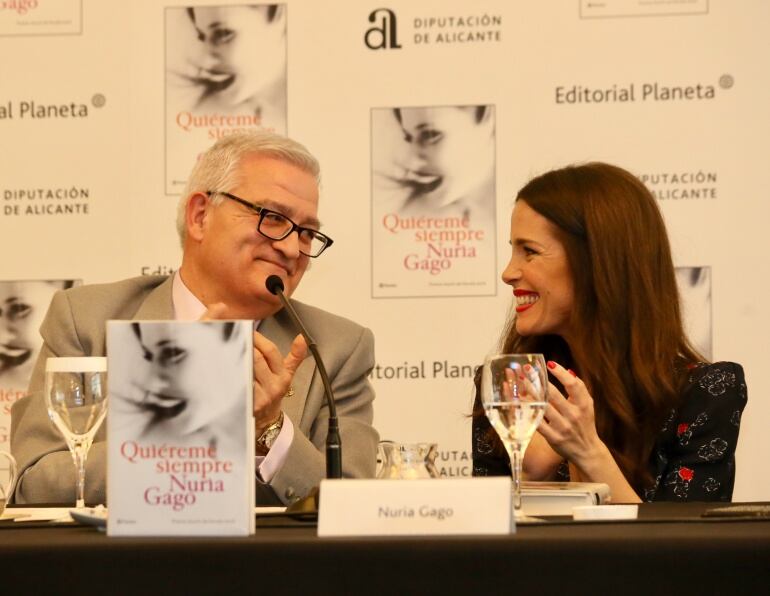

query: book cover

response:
[370,104,497,298]
[521,481,610,516]
[164,4,288,195]
[106,320,254,536]
[0,279,81,489]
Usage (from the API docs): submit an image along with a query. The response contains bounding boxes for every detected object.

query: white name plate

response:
[318,478,512,537]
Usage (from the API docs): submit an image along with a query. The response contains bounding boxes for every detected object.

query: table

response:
[1,502,768,595]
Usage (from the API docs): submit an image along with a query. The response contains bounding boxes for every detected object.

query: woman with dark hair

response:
[472,163,747,502]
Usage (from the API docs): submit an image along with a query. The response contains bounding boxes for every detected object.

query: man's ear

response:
[186,192,210,242]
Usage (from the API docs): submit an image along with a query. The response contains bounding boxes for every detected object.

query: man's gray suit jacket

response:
[11,275,378,505]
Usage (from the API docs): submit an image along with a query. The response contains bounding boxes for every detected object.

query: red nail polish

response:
[547,361,557,370]
[568,369,577,377]
[524,364,532,372]
[519,374,526,381]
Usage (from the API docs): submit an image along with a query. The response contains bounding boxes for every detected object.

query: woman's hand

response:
[538,361,605,467]
[539,361,641,503]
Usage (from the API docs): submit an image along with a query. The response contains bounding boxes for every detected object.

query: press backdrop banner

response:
[0,0,767,500]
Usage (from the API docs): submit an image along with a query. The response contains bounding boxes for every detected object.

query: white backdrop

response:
[1,0,768,500]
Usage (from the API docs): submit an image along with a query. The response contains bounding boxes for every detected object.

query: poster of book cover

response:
[0,0,82,37]
[676,266,712,360]
[371,104,497,298]
[164,4,287,194]
[107,320,255,536]
[0,279,80,485]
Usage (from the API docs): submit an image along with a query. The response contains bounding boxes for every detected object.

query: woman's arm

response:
[522,431,562,480]
[537,361,642,503]
[649,362,747,502]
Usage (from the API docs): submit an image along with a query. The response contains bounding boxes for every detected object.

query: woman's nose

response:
[405,149,429,171]
[0,320,17,341]
[501,256,521,285]
[199,51,220,67]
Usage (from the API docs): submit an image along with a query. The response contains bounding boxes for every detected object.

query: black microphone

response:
[265,275,342,479]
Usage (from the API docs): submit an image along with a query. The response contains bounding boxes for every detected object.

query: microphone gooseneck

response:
[265,275,342,479]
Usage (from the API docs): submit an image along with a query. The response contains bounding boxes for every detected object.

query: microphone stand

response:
[265,275,342,479]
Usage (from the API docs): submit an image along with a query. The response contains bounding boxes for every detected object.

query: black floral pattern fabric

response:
[472,361,748,502]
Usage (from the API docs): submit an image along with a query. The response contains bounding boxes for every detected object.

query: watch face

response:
[262,427,280,448]
[258,414,284,449]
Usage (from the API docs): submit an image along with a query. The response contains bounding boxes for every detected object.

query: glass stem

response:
[71,441,88,509]
[511,446,523,511]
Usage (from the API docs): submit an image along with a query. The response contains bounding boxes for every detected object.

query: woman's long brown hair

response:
[498,162,704,491]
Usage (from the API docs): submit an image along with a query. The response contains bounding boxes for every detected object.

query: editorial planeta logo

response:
[140,265,177,277]
[364,7,502,50]
[0,94,106,120]
[555,75,734,104]
[369,360,478,380]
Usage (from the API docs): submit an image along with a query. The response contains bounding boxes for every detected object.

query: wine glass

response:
[481,353,549,518]
[0,451,17,516]
[45,357,108,509]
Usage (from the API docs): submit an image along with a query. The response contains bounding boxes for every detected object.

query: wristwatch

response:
[256,411,284,454]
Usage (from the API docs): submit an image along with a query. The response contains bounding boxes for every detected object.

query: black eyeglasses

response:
[208,191,334,258]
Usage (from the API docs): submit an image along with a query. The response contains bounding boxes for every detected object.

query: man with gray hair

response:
[11,131,378,505]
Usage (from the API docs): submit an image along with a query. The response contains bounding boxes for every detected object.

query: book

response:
[521,481,611,516]
[106,320,254,536]
[163,6,287,195]
[370,104,498,299]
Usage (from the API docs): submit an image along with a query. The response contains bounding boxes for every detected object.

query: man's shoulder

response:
[55,275,171,319]
[289,299,369,339]
[66,275,169,297]
[36,275,172,369]
[283,300,374,369]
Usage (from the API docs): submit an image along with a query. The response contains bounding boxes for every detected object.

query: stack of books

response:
[521,481,610,516]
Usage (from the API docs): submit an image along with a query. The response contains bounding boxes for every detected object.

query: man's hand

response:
[200,301,309,436]
[252,331,307,435]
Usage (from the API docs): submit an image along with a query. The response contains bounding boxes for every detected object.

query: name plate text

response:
[318,478,512,537]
